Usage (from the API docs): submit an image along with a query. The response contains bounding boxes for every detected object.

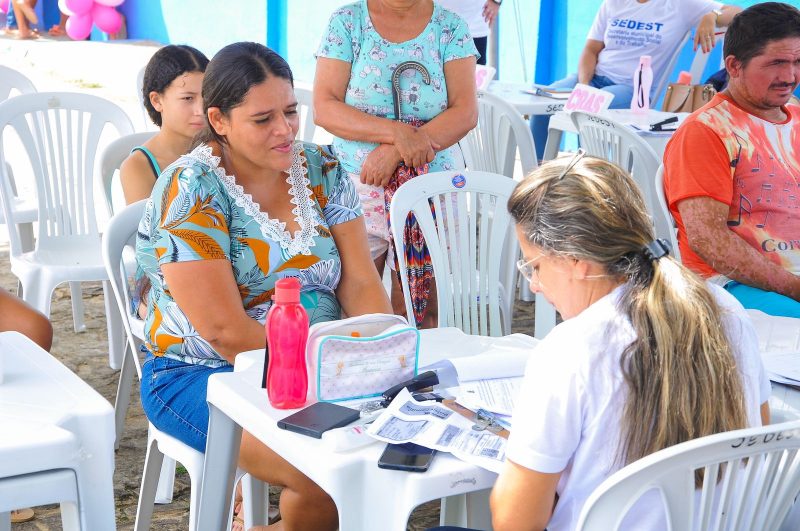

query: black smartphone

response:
[377,442,436,472]
[277,402,361,439]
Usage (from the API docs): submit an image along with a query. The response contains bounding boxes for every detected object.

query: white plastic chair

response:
[389,170,518,337]
[0,65,38,258]
[460,89,538,179]
[654,165,681,261]
[576,419,800,531]
[0,331,116,531]
[0,92,133,373]
[294,82,318,144]
[98,131,157,217]
[570,111,673,246]
[102,201,272,530]
[457,91,554,335]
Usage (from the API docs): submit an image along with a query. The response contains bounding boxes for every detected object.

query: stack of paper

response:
[421,332,539,429]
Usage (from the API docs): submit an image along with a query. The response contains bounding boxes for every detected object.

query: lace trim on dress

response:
[188,143,319,256]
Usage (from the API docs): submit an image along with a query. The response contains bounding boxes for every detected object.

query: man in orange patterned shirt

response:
[664,2,800,317]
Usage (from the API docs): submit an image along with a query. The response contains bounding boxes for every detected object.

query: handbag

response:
[661,83,717,113]
[306,313,420,402]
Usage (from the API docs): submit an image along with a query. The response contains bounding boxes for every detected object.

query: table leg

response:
[197,403,242,531]
[542,127,564,161]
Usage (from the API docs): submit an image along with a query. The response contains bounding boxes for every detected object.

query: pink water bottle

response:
[265,277,309,409]
[631,55,653,115]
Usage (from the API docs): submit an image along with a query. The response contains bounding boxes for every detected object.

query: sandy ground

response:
[0,32,538,530]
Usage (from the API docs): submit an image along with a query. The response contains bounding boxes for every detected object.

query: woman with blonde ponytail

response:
[489,153,770,531]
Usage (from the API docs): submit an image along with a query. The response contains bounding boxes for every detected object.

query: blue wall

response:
[118,0,288,59]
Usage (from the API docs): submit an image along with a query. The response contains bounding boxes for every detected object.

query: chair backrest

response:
[98,131,157,217]
[0,92,134,257]
[689,31,725,85]
[654,30,691,103]
[389,171,518,336]
[654,164,681,261]
[570,111,672,245]
[576,420,800,531]
[0,65,37,101]
[460,90,538,179]
[102,200,146,379]
[295,82,318,144]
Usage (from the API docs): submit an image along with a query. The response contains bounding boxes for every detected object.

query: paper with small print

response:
[367,388,506,473]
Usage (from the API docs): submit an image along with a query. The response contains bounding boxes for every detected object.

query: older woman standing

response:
[314,0,478,327]
[487,155,770,530]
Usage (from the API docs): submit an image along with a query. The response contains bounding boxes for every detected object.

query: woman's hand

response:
[693,13,718,53]
[393,123,439,169]
[361,144,400,187]
[482,0,500,26]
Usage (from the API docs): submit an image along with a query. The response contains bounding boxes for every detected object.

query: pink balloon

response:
[65,13,92,40]
[0,0,10,15]
[94,0,124,6]
[64,0,93,16]
[91,3,122,34]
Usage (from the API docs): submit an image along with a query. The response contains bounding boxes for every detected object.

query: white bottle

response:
[631,55,653,115]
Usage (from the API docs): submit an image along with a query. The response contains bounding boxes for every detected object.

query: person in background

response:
[11,0,37,39]
[488,154,769,530]
[119,44,209,205]
[436,0,501,65]
[530,0,740,160]
[664,2,800,319]
[314,0,478,327]
[1,289,53,524]
[136,42,392,530]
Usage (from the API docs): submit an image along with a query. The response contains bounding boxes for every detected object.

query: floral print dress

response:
[135,142,363,368]
[316,0,478,244]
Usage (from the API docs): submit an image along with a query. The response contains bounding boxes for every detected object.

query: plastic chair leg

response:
[0,512,9,531]
[154,456,177,505]
[103,281,125,370]
[114,343,136,449]
[440,494,467,526]
[59,500,81,531]
[242,474,270,528]
[134,434,166,531]
[69,282,86,333]
[534,293,557,339]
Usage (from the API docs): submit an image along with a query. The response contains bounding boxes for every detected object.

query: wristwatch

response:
[711,8,723,22]
[491,0,501,5]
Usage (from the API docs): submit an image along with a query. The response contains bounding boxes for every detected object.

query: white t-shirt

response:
[506,283,770,531]
[436,0,490,38]
[589,0,722,84]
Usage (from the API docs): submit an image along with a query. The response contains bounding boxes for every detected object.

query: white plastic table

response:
[486,80,568,116]
[196,329,500,531]
[543,108,684,161]
[0,331,116,530]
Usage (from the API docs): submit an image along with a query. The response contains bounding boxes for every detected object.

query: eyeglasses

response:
[516,255,545,284]
[557,148,586,180]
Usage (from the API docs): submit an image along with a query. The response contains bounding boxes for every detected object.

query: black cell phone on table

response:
[277,402,361,439]
[377,442,436,472]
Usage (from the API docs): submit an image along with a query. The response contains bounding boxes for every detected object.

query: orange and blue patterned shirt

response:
[664,93,800,279]
[135,142,363,367]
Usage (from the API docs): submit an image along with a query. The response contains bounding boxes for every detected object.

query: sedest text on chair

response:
[0,92,133,373]
[570,111,673,246]
[576,419,800,531]
[102,201,272,530]
[389,170,518,337]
